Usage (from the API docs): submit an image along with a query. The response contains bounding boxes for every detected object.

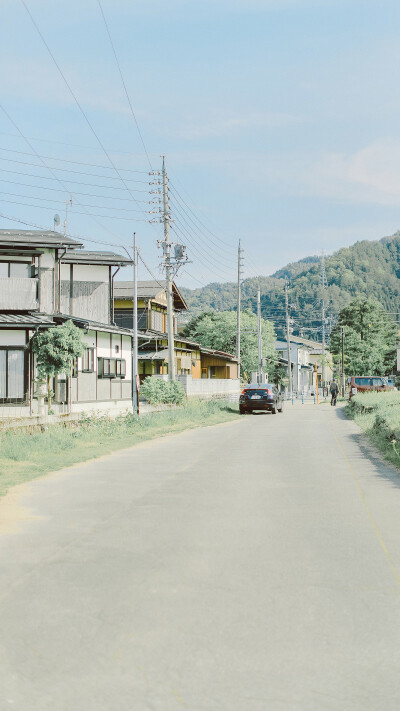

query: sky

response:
[1,0,400,288]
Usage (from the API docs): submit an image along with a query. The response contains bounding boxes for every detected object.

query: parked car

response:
[349,375,395,399]
[239,383,283,414]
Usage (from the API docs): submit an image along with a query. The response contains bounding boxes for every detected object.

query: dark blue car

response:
[239,383,284,415]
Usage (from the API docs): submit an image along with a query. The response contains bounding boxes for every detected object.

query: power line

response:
[169,179,234,249]
[0,189,148,213]
[0,155,149,183]
[0,209,134,252]
[0,146,149,174]
[96,0,153,171]
[168,189,236,263]
[0,166,151,192]
[0,176,151,202]
[20,0,153,223]
[0,197,149,221]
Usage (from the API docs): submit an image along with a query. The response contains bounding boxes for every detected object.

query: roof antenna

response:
[64,197,73,236]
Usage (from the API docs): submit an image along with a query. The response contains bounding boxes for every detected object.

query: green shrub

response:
[140,376,186,405]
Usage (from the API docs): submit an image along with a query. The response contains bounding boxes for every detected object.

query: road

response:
[1,402,400,710]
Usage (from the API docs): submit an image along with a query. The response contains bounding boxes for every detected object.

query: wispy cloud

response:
[167,110,304,140]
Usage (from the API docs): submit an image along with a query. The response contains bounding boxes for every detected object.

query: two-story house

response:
[0,229,134,417]
[113,279,240,396]
[275,338,314,395]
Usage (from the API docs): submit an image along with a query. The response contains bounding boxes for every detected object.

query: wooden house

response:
[113,279,239,396]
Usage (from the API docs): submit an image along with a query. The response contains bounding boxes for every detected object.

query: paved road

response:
[1,403,400,710]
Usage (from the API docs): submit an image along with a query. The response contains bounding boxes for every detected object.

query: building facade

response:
[0,229,134,418]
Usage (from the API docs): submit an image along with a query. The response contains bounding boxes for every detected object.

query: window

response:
[97,357,126,379]
[151,309,163,332]
[82,348,94,373]
[0,261,32,278]
[114,308,148,330]
[0,348,25,401]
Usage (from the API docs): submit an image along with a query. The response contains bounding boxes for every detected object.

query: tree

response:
[329,298,398,376]
[31,320,85,409]
[182,309,277,380]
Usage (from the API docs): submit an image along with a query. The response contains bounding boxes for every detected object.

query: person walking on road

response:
[330,379,339,406]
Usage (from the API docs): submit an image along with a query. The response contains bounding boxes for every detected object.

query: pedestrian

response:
[330,379,339,406]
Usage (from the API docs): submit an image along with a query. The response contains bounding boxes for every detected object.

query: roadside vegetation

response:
[346,392,400,468]
[140,376,185,405]
[0,399,240,498]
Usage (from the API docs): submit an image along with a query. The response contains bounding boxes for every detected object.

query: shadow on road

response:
[332,404,400,492]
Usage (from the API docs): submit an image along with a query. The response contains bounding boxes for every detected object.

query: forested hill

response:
[180,233,400,339]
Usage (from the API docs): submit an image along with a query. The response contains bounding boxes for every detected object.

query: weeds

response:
[346,392,400,468]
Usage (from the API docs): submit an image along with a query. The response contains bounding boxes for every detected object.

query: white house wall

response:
[0,330,26,346]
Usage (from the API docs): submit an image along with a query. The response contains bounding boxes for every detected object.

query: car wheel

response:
[239,406,245,415]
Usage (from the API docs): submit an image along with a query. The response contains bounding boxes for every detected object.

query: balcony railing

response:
[0,277,38,310]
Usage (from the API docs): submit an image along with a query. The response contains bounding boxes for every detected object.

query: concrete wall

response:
[177,374,240,398]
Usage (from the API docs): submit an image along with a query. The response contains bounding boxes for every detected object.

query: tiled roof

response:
[62,250,132,266]
[0,312,55,327]
[53,314,135,336]
[114,280,188,310]
[0,229,82,249]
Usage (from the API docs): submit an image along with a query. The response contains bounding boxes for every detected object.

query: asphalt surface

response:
[1,402,400,710]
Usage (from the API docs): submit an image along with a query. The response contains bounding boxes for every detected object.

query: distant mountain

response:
[180,233,400,340]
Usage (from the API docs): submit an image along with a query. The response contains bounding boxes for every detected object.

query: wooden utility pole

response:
[162,156,175,381]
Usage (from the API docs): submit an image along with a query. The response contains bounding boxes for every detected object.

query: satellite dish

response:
[53,214,61,229]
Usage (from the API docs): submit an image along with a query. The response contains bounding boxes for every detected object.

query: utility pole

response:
[162,155,175,382]
[257,285,262,384]
[236,239,244,377]
[132,232,139,415]
[320,252,327,394]
[341,325,345,396]
[285,276,293,399]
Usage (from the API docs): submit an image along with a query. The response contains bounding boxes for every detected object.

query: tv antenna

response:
[64,197,73,235]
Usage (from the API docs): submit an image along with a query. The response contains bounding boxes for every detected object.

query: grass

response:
[346,391,400,468]
[0,399,241,498]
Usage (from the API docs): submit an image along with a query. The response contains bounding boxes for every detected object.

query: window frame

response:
[97,357,126,379]
[81,347,94,373]
[0,346,28,403]
[0,261,33,278]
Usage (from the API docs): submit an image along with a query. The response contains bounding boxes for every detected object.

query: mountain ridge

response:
[180,232,400,340]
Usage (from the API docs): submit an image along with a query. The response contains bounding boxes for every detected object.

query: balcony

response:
[0,277,38,310]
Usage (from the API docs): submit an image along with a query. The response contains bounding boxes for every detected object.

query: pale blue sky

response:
[1,0,400,287]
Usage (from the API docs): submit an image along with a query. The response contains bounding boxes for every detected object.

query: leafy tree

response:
[181,232,400,342]
[329,298,398,376]
[182,309,277,380]
[31,320,85,408]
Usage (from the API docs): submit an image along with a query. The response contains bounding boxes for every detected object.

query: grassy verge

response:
[346,391,400,469]
[0,399,240,498]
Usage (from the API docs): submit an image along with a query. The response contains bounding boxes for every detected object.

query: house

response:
[275,339,314,395]
[113,279,187,333]
[0,229,134,417]
[113,280,240,396]
[276,335,333,394]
